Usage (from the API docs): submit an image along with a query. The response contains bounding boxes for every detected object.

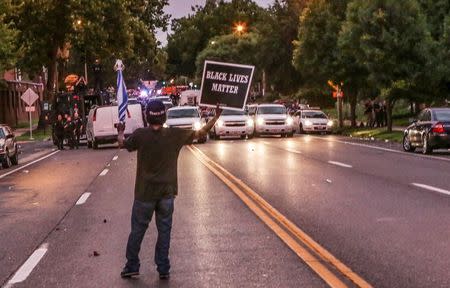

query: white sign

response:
[25,106,36,112]
[21,88,39,106]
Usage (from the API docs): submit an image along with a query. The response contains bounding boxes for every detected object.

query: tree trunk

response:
[45,47,59,102]
[348,89,357,127]
[337,97,344,128]
[386,98,394,133]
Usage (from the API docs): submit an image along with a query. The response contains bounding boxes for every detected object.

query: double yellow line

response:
[188,145,372,288]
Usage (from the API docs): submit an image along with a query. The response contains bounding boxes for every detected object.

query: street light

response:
[233,22,247,35]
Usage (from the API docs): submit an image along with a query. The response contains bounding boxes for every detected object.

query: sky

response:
[156,0,274,45]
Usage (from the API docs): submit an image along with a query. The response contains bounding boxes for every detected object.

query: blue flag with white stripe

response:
[116,60,128,123]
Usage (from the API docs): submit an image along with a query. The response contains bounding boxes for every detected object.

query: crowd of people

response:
[52,113,84,150]
[364,99,387,128]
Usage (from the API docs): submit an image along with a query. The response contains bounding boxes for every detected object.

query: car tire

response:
[240,135,246,140]
[198,136,207,144]
[214,134,220,140]
[93,140,98,150]
[2,153,12,169]
[287,132,294,138]
[87,141,92,148]
[422,135,432,154]
[247,133,254,139]
[254,132,260,138]
[402,135,415,152]
[10,150,18,166]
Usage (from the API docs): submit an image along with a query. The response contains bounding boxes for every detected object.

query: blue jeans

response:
[125,198,174,274]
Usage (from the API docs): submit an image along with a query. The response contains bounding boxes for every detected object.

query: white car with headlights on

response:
[211,109,255,140]
[164,106,207,143]
[254,104,294,137]
[293,109,333,134]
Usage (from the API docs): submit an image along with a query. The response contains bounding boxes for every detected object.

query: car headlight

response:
[246,119,254,127]
[163,123,169,128]
[216,119,224,127]
[305,120,313,126]
[257,117,264,125]
[286,117,294,126]
[193,121,202,131]
[327,120,333,127]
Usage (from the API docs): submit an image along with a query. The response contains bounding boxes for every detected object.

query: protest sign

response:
[200,60,255,110]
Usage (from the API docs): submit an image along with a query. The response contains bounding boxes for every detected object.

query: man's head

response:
[57,114,62,121]
[146,100,166,126]
[74,113,79,119]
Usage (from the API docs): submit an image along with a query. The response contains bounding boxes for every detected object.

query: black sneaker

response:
[121,267,139,278]
[159,273,170,280]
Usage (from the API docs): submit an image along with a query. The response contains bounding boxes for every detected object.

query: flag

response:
[116,60,128,123]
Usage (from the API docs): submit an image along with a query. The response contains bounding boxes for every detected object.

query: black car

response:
[0,124,19,168]
[403,108,450,154]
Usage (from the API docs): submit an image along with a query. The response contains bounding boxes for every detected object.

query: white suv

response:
[211,109,254,140]
[253,104,294,137]
[164,106,207,143]
[293,109,333,134]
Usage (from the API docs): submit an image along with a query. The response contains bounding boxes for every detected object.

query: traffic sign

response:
[25,106,36,112]
[21,88,39,106]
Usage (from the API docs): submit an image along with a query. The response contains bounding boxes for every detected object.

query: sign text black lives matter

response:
[200,60,255,110]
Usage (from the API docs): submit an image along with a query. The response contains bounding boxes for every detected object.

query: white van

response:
[86,104,144,149]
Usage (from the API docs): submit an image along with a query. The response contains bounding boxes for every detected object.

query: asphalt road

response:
[1,135,449,288]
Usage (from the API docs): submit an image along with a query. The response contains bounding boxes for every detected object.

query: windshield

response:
[434,110,450,122]
[0,128,4,139]
[167,109,199,119]
[222,109,246,116]
[258,106,286,115]
[303,112,327,119]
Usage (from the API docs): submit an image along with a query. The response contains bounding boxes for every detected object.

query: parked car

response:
[210,109,254,140]
[0,124,19,168]
[403,108,450,154]
[86,104,144,149]
[293,109,333,134]
[164,106,207,143]
[253,104,294,137]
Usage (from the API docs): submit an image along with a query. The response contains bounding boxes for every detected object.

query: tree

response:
[11,0,169,100]
[293,0,354,126]
[195,33,260,75]
[0,1,18,74]
[340,0,433,132]
[166,0,266,78]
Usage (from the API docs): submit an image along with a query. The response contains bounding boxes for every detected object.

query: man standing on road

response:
[53,114,65,150]
[117,100,222,280]
[73,113,83,149]
[64,115,75,150]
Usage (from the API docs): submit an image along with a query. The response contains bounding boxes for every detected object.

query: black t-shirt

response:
[124,127,195,201]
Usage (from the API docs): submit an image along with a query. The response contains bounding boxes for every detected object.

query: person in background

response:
[53,114,65,150]
[117,100,222,280]
[73,113,83,149]
[64,115,75,149]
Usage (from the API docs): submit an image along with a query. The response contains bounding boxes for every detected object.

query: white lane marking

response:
[5,243,48,286]
[309,136,450,163]
[99,168,109,176]
[328,161,352,168]
[261,141,302,154]
[0,150,60,180]
[285,148,302,154]
[412,183,450,196]
[112,155,118,161]
[75,192,92,205]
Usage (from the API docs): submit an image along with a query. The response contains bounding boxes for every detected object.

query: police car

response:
[211,109,254,140]
[164,106,207,143]
[293,109,333,134]
[253,104,294,137]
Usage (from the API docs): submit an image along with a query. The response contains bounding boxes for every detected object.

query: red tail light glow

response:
[93,110,97,122]
[432,123,445,134]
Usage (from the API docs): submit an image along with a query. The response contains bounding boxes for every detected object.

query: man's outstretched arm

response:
[194,106,223,139]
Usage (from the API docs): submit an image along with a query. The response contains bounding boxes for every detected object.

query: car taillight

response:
[127,109,131,118]
[432,122,445,134]
[93,110,97,122]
